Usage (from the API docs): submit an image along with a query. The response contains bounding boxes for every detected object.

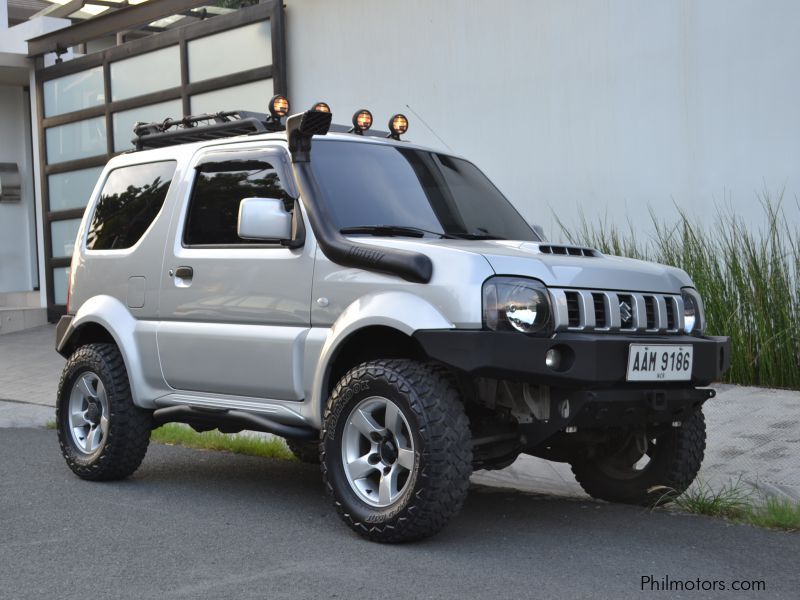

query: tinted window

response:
[184,158,293,245]
[86,160,176,250]
[310,140,537,241]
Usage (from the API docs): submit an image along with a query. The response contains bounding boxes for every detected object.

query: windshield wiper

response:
[340,225,454,239]
[445,232,506,240]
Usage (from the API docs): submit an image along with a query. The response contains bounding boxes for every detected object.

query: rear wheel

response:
[321,359,472,543]
[286,438,320,464]
[56,343,152,481]
[570,410,706,505]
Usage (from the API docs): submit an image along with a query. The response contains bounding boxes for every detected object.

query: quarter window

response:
[86,160,177,250]
[184,158,294,246]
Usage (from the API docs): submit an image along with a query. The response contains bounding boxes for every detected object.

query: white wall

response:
[0,84,37,293]
[285,0,800,237]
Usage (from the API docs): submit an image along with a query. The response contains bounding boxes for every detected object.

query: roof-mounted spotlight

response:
[311,102,331,113]
[387,113,409,140]
[268,94,290,121]
[349,109,373,135]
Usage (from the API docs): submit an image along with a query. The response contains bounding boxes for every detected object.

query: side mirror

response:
[237,197,292,242]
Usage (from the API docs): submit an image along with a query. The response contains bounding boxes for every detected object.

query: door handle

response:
[172,266,194,288]
[175,266,193,279]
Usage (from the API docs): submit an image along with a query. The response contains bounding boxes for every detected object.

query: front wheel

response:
[56,343,152,481]
[570,409,706,505]
[321,359,472,543]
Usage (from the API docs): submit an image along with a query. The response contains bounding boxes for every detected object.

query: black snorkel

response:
[286,110,433,284]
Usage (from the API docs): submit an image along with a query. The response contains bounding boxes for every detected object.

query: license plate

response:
[626,344,693,381]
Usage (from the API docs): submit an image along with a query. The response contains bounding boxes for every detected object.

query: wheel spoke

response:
[384,402,403,436]
[396,447,415,471]
[85,426,102,451]
[347,454,377,480]
[378,467,400,504]
[70,409,89,428]
[79,375,97,400]
[96,383,108,408]
[99,415,110,436]
[349,408,383,438]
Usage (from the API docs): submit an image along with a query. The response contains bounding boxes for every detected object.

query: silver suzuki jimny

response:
[55,97,730,542]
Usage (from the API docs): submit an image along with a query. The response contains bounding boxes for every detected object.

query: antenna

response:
[404,104,454,153]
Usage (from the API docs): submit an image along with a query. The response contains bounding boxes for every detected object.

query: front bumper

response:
[412,330,731,388]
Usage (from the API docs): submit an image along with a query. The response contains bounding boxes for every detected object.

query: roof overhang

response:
[26,0,209,56]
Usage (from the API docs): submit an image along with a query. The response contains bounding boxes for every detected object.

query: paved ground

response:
[1,325,799,500]
[1,429,798,600]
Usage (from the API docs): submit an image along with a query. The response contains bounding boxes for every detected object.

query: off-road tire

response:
[286,438,320,464]
[321,359,472,543]
[56,343,152,481]
[570,409,706,505]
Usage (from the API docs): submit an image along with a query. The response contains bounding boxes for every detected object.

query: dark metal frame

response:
[33,1,286,320]
[28,0,219,57]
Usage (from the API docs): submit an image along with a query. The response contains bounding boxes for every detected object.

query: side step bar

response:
[153,405,317,440]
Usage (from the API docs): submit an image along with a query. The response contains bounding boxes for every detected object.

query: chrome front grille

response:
[551,289,684,334]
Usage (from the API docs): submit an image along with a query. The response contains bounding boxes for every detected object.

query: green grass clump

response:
[44,420,56,430]
[670,478,754,520]
[748,495,800,531]
[656,478,800,532]
[557,192,800,389]
[150,423,296,461]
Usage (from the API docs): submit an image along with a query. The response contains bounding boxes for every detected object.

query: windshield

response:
[310,139,539,241]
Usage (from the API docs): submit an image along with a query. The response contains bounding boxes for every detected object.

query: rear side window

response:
[86,160,176,250]
[184,158,294,246]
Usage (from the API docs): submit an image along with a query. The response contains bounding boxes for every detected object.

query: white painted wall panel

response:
[284,0,800,236]
[0,84,36,293]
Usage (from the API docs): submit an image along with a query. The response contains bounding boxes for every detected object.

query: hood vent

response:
[538,244,600,257]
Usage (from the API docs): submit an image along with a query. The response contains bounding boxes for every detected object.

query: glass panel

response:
[185,157,292,245]
[45,117,106,164]
[50,218,82,258]
[43,67,105,117]
[87,161,177,250]
[48,167,103,212]
[309,140,537,241]
[110,46,181,101]
[190,79,272,115]
[53,267,70,305]
[188,21,271,83]
[112,99,183,152]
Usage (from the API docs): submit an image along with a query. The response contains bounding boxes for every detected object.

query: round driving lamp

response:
[269,94,290,118]
[312,102,331,113]
[352,109,373,133]
[388,113,409,139]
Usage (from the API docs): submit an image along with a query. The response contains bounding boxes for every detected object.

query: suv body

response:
[55,108,730,542]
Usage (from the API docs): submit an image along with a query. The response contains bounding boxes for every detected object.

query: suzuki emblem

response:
[619,301,633,323]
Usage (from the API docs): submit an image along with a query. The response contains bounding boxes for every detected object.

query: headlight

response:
[483,277,552,334]
[681,288,705,335]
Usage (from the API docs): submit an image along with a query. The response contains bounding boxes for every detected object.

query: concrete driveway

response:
[1,325,799,500]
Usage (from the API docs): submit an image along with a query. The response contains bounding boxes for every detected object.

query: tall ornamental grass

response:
[556,194,800,389]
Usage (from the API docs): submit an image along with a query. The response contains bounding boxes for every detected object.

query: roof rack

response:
[131,109,397,152]
[131,110,282,151]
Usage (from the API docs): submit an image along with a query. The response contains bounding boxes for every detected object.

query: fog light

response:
[545,348,561,370]
[388,113,409,140]
[351,109,373,134]
[269,94,290,118]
